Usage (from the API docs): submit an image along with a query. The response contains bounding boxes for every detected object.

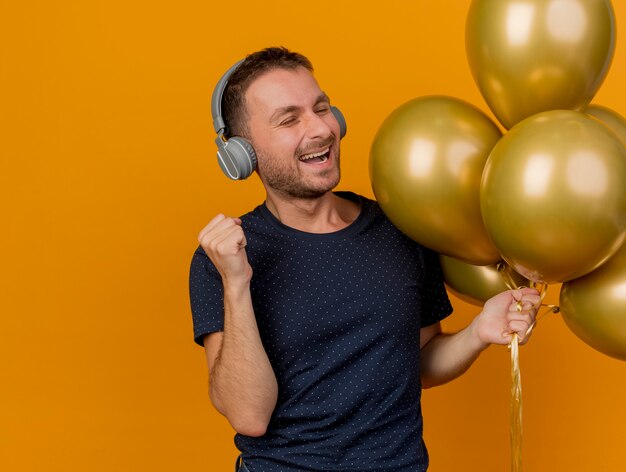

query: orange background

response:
[2,1,626,471]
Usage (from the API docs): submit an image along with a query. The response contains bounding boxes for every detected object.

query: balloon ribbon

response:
[510,332,522,472]
[497,263,556,472]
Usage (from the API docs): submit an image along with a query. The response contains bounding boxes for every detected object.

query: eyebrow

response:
[270,93,330,123]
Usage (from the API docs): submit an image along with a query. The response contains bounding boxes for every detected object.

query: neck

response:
[264,190,360,233]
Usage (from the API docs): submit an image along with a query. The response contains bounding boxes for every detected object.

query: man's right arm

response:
[198,214,278,437]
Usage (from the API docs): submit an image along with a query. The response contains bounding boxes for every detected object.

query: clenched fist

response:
[473,288,541,346]
[198,214,253,285]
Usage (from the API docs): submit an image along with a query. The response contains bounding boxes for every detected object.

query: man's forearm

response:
[420,321,488,389]
[210,282,278,436]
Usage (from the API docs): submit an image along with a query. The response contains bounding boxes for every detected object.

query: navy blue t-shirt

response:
[189,192,453,472]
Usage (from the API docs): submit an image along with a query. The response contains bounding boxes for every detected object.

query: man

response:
[189,47,539,472]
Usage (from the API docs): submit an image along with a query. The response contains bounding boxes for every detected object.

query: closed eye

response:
[315,106,331,115]
[279,117,298,126]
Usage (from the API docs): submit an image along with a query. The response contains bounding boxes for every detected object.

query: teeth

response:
[299,148,330,161]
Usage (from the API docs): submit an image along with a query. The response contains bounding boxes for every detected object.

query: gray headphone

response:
[211,59,347,180]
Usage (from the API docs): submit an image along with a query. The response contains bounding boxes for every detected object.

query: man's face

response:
[244,67,342,200]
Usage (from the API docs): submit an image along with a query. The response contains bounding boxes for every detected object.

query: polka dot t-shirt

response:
[189,192,453,472]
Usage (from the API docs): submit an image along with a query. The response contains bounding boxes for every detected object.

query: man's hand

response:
[198,214,253,285]
[472,287,541,347]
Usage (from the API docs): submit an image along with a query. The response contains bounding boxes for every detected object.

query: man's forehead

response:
[244,67,323,112]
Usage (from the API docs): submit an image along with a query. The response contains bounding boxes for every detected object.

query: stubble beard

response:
[258,145,341,200]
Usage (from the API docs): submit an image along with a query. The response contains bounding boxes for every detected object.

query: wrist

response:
[468,316,491,352]
[222,278,251,298]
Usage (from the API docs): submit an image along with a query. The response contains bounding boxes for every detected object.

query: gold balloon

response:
[586,104,626,145]
[481,110,626,283]
[440,256,528,306]
[370,96,502,265]
[466,0,615,129]
[560,244,626,361]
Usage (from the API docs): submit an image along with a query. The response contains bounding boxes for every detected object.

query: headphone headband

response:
[211,59,244,135]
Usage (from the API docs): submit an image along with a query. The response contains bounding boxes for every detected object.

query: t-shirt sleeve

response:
[420,247,454,327]
[188,246,224,346]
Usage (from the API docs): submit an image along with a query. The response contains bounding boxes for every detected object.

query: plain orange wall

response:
[2,1,626,471]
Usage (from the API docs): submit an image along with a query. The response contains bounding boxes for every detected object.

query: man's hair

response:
[221,46,313,138]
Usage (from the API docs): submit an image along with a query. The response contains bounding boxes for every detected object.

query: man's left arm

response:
[419,287,540,389]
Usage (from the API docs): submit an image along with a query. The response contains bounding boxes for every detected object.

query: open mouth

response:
[298,147,331,164]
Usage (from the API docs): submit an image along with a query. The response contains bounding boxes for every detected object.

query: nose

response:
[303,111,334,140]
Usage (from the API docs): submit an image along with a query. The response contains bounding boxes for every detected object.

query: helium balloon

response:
[480,110,626,283]
[440,256,529,306]
[370,96,502,265]
[466,0,616,129]
[560,244,626,361]
[585,104,626,145]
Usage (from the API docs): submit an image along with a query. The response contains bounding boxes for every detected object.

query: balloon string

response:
[510,332,522,472]
[496,261,519,292]
[497,265,558,472]
[525,303,560,338]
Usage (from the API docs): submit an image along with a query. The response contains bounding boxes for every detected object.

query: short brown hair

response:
[221,47,313,138]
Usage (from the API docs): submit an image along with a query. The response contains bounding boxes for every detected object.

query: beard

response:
[256,139,341,200]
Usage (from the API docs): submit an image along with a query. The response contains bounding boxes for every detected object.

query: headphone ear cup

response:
[223,136,257,180]
[331,106,347,139]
